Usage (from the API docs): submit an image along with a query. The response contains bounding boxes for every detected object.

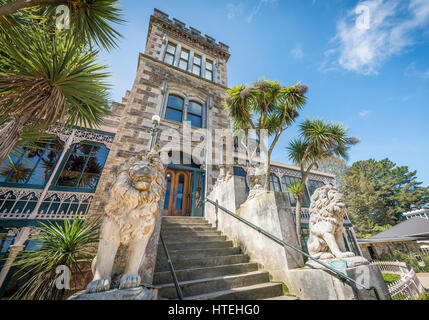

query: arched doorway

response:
[162,151,205,217]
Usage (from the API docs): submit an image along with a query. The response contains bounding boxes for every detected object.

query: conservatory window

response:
[281,175,311,207]
[269,173,282,192]
[54,142,109,192]
[0,139,64,188]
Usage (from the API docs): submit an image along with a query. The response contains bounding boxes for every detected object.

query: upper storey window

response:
[192,54,202,76]
[164,42,176,65]
[165,95,184,123]
[188,101,203,128]
[205,59,213,81]
[179,49,189,71]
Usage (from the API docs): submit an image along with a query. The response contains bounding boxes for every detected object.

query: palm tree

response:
[10,218,99,300]
[286,119,359,246]
[225,79,307,191]
[0,24,111,165]
[0,0,124,50]
[0,0,123,165]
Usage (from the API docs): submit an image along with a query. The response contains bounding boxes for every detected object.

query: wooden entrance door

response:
[163,169,193,216]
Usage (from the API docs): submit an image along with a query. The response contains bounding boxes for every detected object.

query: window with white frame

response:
[179,48,189,71]
[205,59,213,81]
[192,54,202,76]
[164,42,176,66]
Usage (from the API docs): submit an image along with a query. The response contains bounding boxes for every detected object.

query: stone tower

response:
[89,8,231,221]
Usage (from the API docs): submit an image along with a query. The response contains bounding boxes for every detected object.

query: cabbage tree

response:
[287,119,358,246]
[226,79,307,191]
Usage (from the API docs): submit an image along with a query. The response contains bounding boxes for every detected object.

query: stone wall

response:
[205,178,304,291]
[359,241,421,261]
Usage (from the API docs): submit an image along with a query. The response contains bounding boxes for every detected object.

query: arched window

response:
[165,95,184,123]
[270,173,282,192]
[54,142,109,192]
[188,101,203,128]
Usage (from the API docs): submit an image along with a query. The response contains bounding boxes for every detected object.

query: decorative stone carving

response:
[86,146,166,293]
[307,185,356,260]
[246,165,266,199]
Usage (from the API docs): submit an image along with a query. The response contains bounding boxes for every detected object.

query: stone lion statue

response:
[307,185,355,260]
[246,165,266,198]
[86,146,166,293]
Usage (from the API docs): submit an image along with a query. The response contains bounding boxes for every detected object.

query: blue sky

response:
[99,0,429,186]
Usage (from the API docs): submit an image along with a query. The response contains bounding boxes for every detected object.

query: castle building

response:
[0,9,361,297]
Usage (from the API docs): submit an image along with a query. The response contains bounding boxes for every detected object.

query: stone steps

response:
[155,217,295,300]
[158,240,233,251]
[155,254,250,272]
[156,247,241,260]
[157,271,271,299]
[154,263,259,285]
[185,283,285,300]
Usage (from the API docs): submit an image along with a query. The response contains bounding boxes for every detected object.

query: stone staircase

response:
[154,216,297,300]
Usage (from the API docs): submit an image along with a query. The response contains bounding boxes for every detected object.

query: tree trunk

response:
[295,194,303,248]
[264,158,271,191]
[0,0,68,17]
[0,118,22,165]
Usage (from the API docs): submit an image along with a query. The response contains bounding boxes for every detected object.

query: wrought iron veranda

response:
[0,187,93,220]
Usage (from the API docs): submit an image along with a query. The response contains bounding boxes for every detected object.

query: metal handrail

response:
[205,198,381,300]
[159,233,183,300]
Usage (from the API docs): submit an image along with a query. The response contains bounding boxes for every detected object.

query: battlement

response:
[153,8,230,54]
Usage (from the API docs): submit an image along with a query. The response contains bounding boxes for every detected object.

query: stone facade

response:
[88,9,231,222]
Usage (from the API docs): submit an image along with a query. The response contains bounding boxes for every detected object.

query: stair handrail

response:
[159,233,184,300]
[204,198,381,300]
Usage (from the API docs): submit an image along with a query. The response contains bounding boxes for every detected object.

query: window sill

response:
[160,118,205,130]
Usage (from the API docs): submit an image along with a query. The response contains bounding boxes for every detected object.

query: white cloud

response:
[246,0,277,23]
[359,110,370,118]
[324,0,429,75]
[405,62,429,79]
[291,44,304,59]
[227,2,244,20]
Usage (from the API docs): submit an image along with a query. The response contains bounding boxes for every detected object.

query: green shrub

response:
[382,273,401,286]
[393,251,429,273]
[418,291,429,300]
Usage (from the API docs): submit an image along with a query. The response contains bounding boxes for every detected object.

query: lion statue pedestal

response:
[286,185,390,300]
[71,147,166,300]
